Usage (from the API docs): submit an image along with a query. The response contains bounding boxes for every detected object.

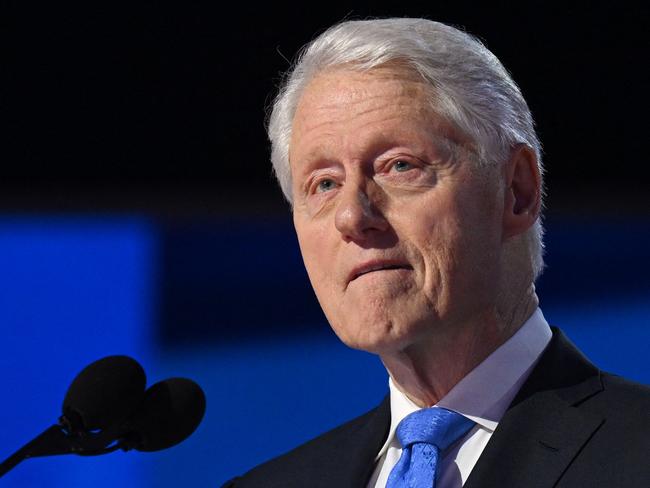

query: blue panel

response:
[158,216,320,344]
[0,217,156,487]
[544,296,650,384]
[537,218,650,303]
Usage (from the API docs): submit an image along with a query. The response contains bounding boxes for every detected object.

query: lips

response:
[348,260,413,285]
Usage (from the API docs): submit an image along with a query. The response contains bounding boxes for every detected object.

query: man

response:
[224,18,650,487]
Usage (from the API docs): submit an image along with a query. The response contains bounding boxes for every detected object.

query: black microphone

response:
[62,355,147,434]
[120,378,206,452]
[0,355,205,478]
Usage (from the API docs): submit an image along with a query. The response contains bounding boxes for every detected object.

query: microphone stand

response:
[0,419,124,478]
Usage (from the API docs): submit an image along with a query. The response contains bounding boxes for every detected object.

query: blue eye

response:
[393,160,413,172]
[317,179,336,193]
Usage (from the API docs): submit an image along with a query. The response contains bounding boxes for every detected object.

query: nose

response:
[334,182,389,242]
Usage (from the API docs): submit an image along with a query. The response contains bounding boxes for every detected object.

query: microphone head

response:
[124,377,206,452]
[62,355,146,433]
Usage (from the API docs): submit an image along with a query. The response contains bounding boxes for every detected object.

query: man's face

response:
[289,67,507,354]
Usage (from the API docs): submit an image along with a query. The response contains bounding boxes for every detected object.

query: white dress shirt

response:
[367,308,552,488]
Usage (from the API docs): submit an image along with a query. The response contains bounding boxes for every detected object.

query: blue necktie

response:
[386,407,475,488]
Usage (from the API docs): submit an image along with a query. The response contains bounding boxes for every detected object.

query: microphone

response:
[0,356,205,477]
[121,378,206,452]
[62,355,147,434]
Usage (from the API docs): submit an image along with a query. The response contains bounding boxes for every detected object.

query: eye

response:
[392,160,414,172]
[316,178,337,193]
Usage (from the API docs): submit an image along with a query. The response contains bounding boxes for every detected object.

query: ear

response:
[502,144,542,240]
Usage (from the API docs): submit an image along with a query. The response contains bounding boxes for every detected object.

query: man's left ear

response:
[502,144,542,240]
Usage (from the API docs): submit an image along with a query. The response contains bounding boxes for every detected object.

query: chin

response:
[329,313,424,354]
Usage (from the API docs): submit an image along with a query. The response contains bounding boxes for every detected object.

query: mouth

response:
[348,261,413,284]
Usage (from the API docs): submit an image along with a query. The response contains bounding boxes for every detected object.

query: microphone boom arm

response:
[0,422,123,478]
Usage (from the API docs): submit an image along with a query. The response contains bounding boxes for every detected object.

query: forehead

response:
[289,67,469,165]
[292,67,430,132]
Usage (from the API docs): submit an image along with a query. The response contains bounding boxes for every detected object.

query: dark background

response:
[3,2,648,214]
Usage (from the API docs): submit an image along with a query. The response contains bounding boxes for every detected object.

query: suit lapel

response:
[464,328,605,488]
[317,395,390,488]
[350,396,391,487]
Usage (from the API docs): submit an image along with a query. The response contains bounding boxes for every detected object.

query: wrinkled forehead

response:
[289,65,478,165]
[295,62,429,114]
[293,69,428,130]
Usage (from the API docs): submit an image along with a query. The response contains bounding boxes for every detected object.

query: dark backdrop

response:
[3,2,648,213]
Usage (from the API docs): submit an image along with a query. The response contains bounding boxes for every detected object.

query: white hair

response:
[267,18,545,279]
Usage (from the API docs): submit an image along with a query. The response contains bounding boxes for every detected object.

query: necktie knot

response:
[396,406,475,451]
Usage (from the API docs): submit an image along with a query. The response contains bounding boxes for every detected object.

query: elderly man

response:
[224,18,650,488]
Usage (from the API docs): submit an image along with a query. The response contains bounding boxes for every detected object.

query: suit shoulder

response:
[555,372,650,485]
[224,397,390,488]
[580,371,650,446]
[601,372,650,394]
[597,371,650,408]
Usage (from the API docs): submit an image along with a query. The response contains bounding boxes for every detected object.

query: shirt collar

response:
[374,307,552,461]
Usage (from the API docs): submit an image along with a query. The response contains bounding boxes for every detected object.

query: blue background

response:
[0,215,648,487]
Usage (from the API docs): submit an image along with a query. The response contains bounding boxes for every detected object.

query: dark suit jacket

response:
[223,328,650,487]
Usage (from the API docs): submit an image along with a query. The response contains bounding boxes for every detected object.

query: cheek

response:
[406,195,483,297]
[406,198,460,266]
[294,220,337,288]
[436,199,502,294]
[419,218,461,293]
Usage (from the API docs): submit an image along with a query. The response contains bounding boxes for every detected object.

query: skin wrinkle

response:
[290,66,540,407]
[298,141,458,220]
[304,145,446,196]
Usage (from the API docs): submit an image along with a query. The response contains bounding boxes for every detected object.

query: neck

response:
[380,287,539,407]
